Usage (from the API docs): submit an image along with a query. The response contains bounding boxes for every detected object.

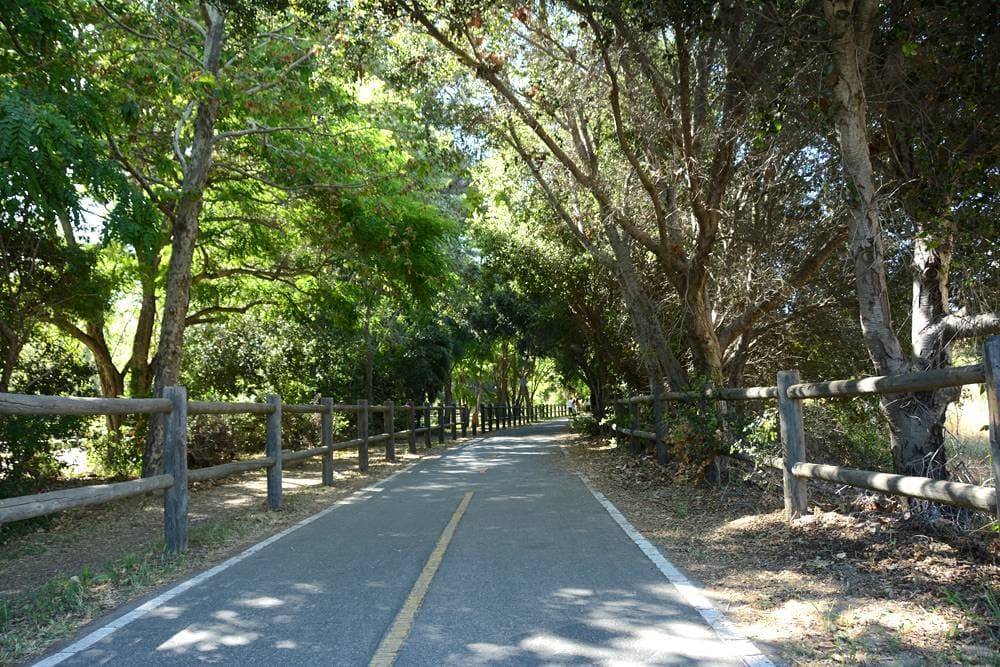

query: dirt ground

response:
[0,439,461,664]
[559,433,1000,666]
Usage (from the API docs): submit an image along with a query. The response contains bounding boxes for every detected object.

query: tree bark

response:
[143,3,225,476]
[603,220,688,390]
[364,303,374,403]
[686,283,725,383]
[823,0,974,479]
[128,263,158,398]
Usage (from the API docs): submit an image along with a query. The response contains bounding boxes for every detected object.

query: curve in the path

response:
[36,420,771,666]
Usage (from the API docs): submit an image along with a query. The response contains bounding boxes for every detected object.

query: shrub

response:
[1,333,93,498]
[570,413,601,435]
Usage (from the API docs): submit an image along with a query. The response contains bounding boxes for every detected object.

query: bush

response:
[188,414,265,468]
[803,397,891,470]
[84,422,143,479]
[663,402,725,479]
[186,412,322,468]
[729,397,890,471]
[570,413,601,435]
[731,406,781,462]
[1,334,93,498]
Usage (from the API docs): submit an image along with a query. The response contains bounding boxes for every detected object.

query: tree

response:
[821,0,1000,478]
[387,0,847,398]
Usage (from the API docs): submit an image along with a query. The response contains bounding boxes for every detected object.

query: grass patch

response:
[0,550,184,665]
[0,506,284,664]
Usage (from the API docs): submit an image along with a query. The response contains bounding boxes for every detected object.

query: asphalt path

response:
[38,419,763,666]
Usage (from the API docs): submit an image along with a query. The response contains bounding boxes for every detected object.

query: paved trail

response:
[38,420,770,666]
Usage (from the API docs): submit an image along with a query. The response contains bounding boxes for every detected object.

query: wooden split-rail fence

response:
[0,393,574,553]
[614,336,1000,522]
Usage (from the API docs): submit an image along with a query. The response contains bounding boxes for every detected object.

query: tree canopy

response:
[1,0,997,487]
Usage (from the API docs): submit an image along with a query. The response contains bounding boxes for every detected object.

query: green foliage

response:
[570,413,601,436]
[84,424,143,479]
[657,379,728,478]
[0,334,93,498]
[803,398,892,471]
[731,407,781,461]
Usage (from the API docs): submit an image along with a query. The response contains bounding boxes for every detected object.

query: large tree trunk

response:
[582,365,605,422]
[52,318,125,431]
[143,4,225,477]
[85,321,125,432]
[603,221,688,390]
[686,283,725,383]
[364,304,374,403]
[0,322,21,394]
[824,0,954,479]
[127,263,158,398]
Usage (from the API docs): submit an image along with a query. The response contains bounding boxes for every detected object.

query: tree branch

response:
[185,301,271,326]
[939,311,1000,341]
[718,225,849,350]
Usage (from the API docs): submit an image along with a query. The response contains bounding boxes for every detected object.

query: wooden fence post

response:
[461,404,468,437]
[488,403,494,431]
[451,404,458,440]
[385,400,396,462]
[653,384,668,464]
[424,401,432,448]
[163,385,188,555]
[321,397,334,486]
[437,404,445,443]
[358,399,369,472]
[628,397,640,454]
[983,336,1000,521]
[778,370,808,520]
[266,394,283,509]
[408,402,417,454]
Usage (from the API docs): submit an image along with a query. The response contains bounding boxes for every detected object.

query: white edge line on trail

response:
[575,472,775,667]
[32,438,487,667]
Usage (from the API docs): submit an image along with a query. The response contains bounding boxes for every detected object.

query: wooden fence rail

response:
[613,336,1000,522]
[0,390,566,553]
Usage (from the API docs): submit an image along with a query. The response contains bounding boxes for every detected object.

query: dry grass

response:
[560,433,1000,666]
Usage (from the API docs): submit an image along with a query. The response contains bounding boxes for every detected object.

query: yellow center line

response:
[369,491,474,667]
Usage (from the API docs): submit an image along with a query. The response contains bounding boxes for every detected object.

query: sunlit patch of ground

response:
[0,438,467,664]
[560,433,1000,666]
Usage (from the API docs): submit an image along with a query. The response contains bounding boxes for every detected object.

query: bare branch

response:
[174,101,195,172]
[939,312,1000,341]
[718,225,850,349]
[244,44,321,96]
[215,124,312,141]
[185,301,271,326]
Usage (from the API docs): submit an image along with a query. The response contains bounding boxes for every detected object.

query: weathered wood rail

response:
[0,390,571,553]
[614,336,1000,522]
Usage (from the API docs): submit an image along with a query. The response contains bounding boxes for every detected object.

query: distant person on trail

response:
[566,397,575,416]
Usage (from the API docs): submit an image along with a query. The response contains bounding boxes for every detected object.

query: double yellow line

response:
[369,491,474,667]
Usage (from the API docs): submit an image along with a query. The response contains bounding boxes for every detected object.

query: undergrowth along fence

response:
[613,336,1000,522]
[0,392,571,553]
